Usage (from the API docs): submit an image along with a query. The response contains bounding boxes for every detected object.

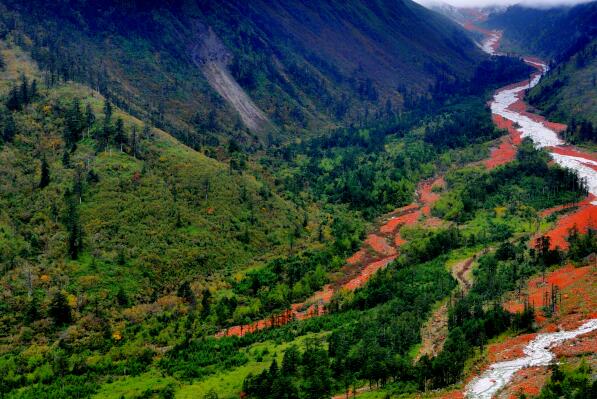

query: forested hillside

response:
[528,38,597,144]
[0,2,596,399]
[485,1,597,145]
[0,21,551,398]
[0,0,482,145]
[484,2,597,59]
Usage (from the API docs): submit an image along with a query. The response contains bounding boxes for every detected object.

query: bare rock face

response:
[189,20,271,133]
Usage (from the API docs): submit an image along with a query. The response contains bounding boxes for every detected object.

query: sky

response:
[414,0,594,7]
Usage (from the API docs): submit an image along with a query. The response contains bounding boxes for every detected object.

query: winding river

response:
[464,32,597,398]
[466,319,597,398]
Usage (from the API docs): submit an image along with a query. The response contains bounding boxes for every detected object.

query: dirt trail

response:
[417,252,480,360]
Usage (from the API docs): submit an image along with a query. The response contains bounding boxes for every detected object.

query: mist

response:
[415,0,595,8]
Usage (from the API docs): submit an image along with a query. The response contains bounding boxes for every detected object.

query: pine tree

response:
[142,123,152,139]
[114,117,126,147]
[29,79,38,101]
[25,296,40,323]
[62,150,71,168]
[130,125,138,158]
[49,291,72,325]
[6,85,20,111]
[100,100,113,149]
[84,103,95,136]
[116,287,129,307]
[201,289,211,318]
[2,111,16,142]
[103,99,113,122]
[39,156,50,188]
[177,281,196,307]
[65,194,83,259]
[64,98,83,148]
[19,74,29,106]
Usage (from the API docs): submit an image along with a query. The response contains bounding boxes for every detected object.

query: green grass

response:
[92,370,177,399]
[175,333,328,399]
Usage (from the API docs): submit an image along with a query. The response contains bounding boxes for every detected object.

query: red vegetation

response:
[550,146,597,163]
[380,206,421,234]
[217,174,447,337]
[394,233,407,246]
[342,256,396,291]
[552,329,597,357]
[503,264,592,322]
[419,177,445,216]
[505,367,549,399]
[543,204,597,249]
[539,195,594,217]
[346,249,368,265]
[488,333,537,362]
[486,135,518,169]
[438,391,465,399]
[364,234,396,256]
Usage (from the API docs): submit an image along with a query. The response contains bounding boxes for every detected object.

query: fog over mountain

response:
[415,0,594,8]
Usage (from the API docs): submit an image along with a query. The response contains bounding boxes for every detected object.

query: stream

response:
[489,56,597,202]
[464,32,597,398]
[465,319,597,398]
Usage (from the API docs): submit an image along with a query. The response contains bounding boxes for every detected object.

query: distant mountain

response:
[484,1,597,59]
[485,1,596,139]
[415,0,469,23]
[0,0,483,143]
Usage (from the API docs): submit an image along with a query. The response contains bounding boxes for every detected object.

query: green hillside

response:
[1,3,593,399]
[528,38,597,143]
[484,2,597,59]
[0,0,482,144]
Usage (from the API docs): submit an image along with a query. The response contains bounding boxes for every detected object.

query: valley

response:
[0,1,595,399]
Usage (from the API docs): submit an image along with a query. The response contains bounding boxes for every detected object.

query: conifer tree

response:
[49,291,72,325]
[130,125,138,158]
[39,156,50,188]
[84,103,95,137]
[100,100,113,149]
[65,194,83,259]
[65,98,83,147]
[2,110,16,142]
[19,74,29,106]
[62,150,71,168]
[114,117,126,148]
[6,85,20,111]
[29,79,38,101]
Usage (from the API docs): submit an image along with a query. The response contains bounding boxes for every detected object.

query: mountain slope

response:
[529,38,597,125]
[0,0,483,142]
[0,36,316,336]
[484,1,597,59]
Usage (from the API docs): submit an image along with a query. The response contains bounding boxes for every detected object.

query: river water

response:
[489,56,597,203]
[465,319,597,398]
[464,34,597,398]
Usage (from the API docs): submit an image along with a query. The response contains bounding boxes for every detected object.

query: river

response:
[464,32,597,398]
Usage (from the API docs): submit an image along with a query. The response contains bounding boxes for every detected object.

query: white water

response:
[480,32,500,55]
[465,319,597,398]
[486,40,597,204]
[463,35,597,399]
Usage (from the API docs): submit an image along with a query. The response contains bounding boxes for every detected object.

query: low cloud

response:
[415,0,595,8]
